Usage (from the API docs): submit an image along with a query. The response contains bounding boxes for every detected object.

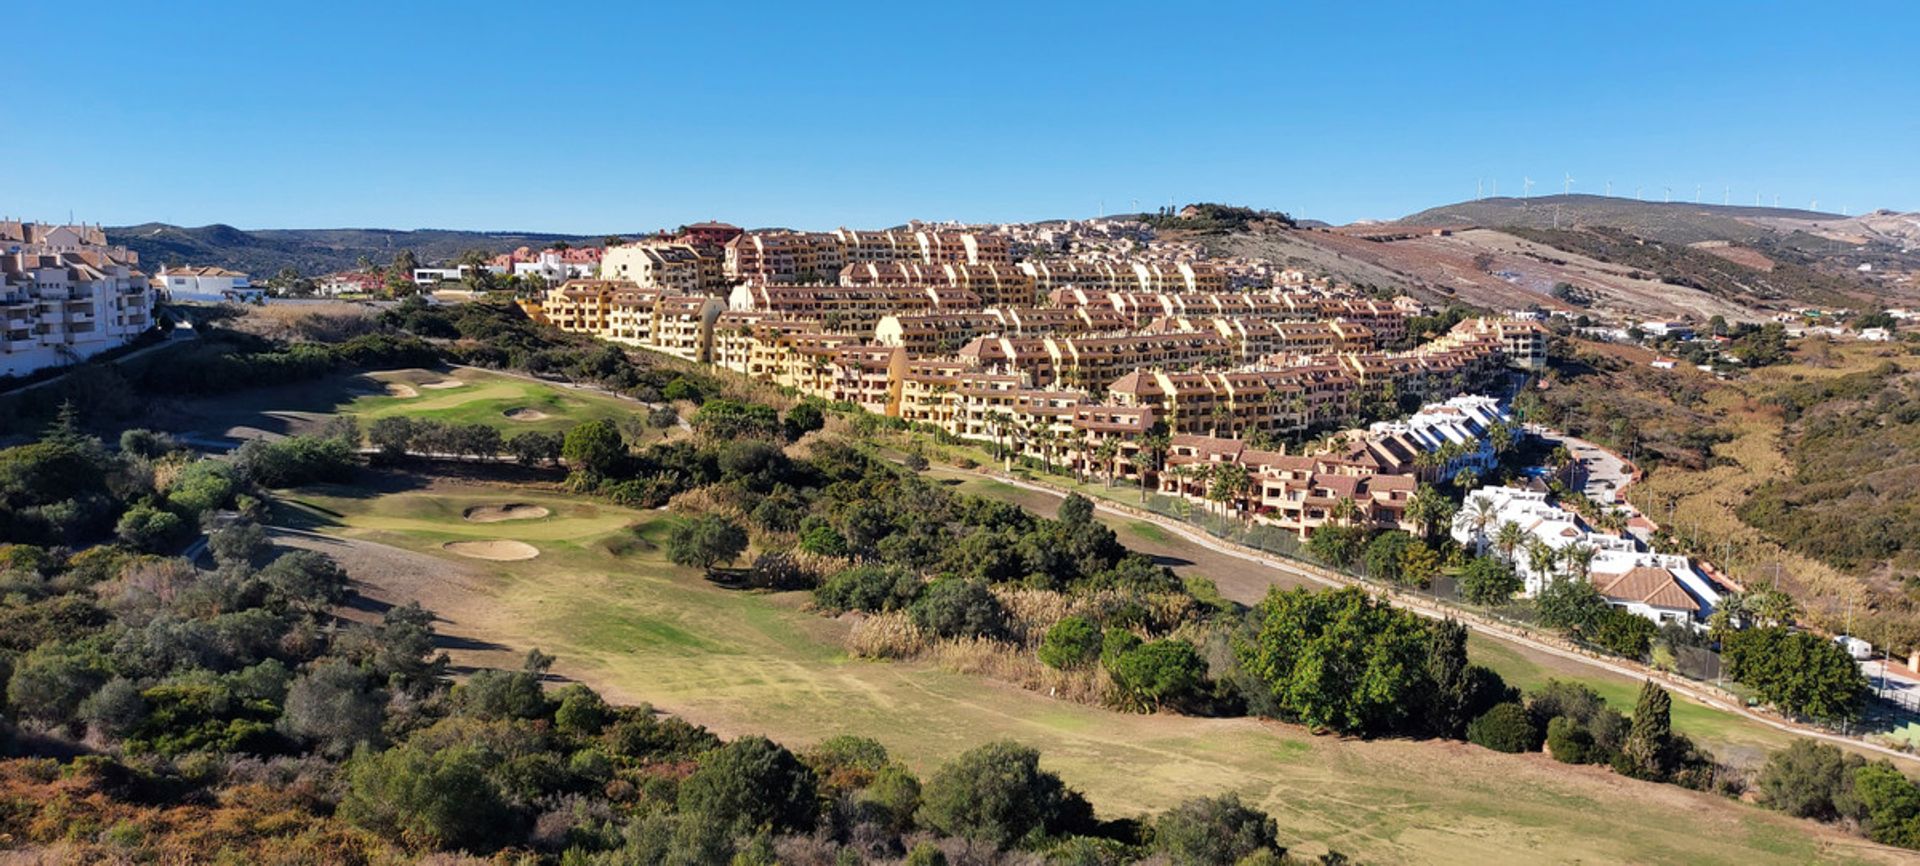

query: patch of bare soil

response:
[386,383,418,398]
[444,539,540,561]
[268,527,485,623]
[504,407,549,421]
[463,504,551,523]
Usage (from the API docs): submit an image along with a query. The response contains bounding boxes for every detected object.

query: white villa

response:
[1453,486,1721,626]
[156,265,260,303]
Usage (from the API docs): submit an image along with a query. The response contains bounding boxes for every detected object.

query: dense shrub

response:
[1037,616,1102,669]
[909,578,1006,640]
[917,740,1091,849]
[1466,703,1538,753]
[1152,792,1282,865]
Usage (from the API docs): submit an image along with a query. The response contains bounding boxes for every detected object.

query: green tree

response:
[281,659,387,757]
[1615,680,1676,781]
[1037,616,1102,669]
[1152,793,1283,865]
[1853,761,1920,848]
[1236,587,1436,735]
[1467,702,1538,753]
[677,735,820,837]
[1106,638,1209,709]
[667,514,749,574]
[917,740,1091,849]
[1721,627,1866,722]
[340,741,514,851]
[909,578,1006,639]
[1458,556,1523,605]
[1756,739,1865,821]
[561,419,627,478]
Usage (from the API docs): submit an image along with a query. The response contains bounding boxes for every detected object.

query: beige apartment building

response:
[0,222,153,377]
[599,242,725,294]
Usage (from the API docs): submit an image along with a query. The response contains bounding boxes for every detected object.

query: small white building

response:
[156,266,260,303]
[1369,394,1507,482]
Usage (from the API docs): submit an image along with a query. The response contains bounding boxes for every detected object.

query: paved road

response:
[967,467,1920,766]
[1534,428,1634,505]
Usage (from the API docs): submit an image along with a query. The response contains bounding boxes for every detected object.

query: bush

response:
[909,578,1007,640]
[917,740,1091,849]
[231,435,356,487]
[1457,556,1522,606]
[1466,703,1538,753]
[666,514,748,573]
[815,565,920,613]
[1544,716,1594,764]
[114,503,186,552]
[1152,792,1282,865]
[553,684,611,738]
[1037,616,1102,669]
[1756,739,1865,822]
[340,741,516,851]
[1106,638,1208,709]
[1587,608,1658,659]
[676,735,820,837]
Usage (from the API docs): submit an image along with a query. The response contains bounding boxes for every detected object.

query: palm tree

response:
[1094,438,1120,487]
[1453,466,1481,493]
[1495,520,1525,562]
[1463,494,1498,554]
[1549,444,1575,487]
[1407,483,1452,542]
[1489,422,1516,457]
[1562,542,1597,581]
[1139,428,1172,502]
[1526,538,1560,583]
[1329,495,1361,528]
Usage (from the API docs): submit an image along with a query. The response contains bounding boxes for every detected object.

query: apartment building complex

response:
[0,222,154,377]
[724,225,1014,285]
[600,241,726,294]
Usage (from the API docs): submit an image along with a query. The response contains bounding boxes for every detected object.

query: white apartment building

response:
[1453,486,1721,626]
[1367,394,1507,482]
[1,222,154,377]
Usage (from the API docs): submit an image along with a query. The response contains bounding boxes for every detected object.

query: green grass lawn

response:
[344,368,649,437]
[280,476,1904,866]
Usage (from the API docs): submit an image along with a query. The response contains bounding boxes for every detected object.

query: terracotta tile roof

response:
[1593,566,1699,612]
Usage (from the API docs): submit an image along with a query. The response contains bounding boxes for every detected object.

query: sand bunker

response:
[463,504,552,523]
[421,379,465,390]
[505,407,550,421]
[442,539,540,561]
[386,383,419,398]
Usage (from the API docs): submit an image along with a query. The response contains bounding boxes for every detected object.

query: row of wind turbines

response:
[1473,175,1841,215]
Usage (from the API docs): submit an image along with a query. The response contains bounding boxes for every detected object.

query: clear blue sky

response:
[7,1,1915,233]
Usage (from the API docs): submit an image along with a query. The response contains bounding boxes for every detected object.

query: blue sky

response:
[6,1,1915,233]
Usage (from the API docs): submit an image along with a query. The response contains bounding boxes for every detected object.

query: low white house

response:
[511,251,595,283]
[1453,485,1720,626]
[156,266,260,303]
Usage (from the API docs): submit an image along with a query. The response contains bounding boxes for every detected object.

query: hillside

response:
[105,223,630,275]
[1399,194,1839,245]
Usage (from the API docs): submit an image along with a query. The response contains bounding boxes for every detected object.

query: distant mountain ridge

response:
[1396,194,1844,245]
[105,223,634,276]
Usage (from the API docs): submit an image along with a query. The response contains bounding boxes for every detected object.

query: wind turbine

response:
[1723,185,1730,206]
[1564,173,1575,195]
[1606,180,1613,197]
[1636,185,1644,200]
[1695,184,1702,203]
[1477,178,1484,199]
[1664,187,1673,203]
[1491,179,1499,196]
[1523,176,1535,198]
